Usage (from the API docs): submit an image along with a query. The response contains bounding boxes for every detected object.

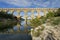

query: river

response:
[0,20,32,40]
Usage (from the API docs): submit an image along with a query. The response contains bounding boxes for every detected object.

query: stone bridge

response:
[0,8,58,19]
[0,8,58,24]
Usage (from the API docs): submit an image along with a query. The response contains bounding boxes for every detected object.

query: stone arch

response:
[19,10,26,25]
[7,10,12,14]
[20,11,24,17]
[26,10,32,20]
[20,10,25,20]
[40,10,44,16]
[27,11,31,17]
[13,10,18,17]
[34,10,38,18]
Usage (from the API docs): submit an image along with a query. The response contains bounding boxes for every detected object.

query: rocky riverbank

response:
[31,24,60,40]
[31,17,60,40]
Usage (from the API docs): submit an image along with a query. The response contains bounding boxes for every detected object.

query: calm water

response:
[0,21,32,40]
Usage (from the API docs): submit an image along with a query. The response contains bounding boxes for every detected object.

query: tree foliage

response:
[30,8,60,28]
[46,11,55,19]
[54,8,60,17]
[30,16,46,28]
[46,8,60,25]
[51,17,60,25]
[30,18,42,28]
[0,11,17,20]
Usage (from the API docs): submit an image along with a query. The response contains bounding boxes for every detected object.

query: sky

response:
[0,0,60,19]
[0,0,60,8]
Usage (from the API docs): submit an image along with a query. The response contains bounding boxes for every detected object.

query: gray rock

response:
[45,33,55,40]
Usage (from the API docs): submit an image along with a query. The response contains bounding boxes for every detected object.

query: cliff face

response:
[31,17,60,40]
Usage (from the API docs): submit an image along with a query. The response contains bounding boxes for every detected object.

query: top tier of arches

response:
[0,8,58,12]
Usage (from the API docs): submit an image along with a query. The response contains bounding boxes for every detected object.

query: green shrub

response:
[30,16,46,28]
[54,8,60,17]
[30,18,42,28]
[32,29,41,37]
[46,11,54,19]
[51,17,60,25]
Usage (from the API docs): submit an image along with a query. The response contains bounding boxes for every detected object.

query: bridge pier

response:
[24,10,28,25]
[17,11,20,21]
[37,10,41,18]
[44,10,46,17]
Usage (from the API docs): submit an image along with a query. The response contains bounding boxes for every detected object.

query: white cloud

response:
[32,0,50,7]
[0,0,60,7]
[0,0,32,7]
[42,1,50,7]
[51,0,60,7]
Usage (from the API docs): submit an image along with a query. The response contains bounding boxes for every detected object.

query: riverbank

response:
[31,17,60,40]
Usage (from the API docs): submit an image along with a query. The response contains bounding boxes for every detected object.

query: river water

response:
[0,20,32,40]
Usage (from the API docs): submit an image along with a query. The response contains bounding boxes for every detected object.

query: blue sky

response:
[0,0,60,8]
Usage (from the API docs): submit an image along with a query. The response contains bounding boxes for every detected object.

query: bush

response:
[30,16,47,28]
[30,18,42,28]
[51,17,60,26]
[46,11,54,19]
[54,8,60,17]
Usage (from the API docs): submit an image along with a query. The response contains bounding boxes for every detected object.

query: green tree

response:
[54,8,60,17]
[51,17,60,25]
[30,17,46,28]
[30,18,42,28]
[0,11,17,20]
[46,11,54,19]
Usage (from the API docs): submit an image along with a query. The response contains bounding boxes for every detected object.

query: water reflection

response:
[0,21,32,40]
[0,22,17,32]
[0,21,31,33]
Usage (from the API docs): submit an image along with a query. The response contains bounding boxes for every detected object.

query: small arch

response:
[27,16,32,25]
[40,10,44,16]
[13,11,18,16]
[20,11,24,17]
[34,10,38,17]
[27,16,32,20]
[27,11,31,17]
[7,10,12,14]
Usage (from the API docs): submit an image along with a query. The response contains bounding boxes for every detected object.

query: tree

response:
[0,11,17,20]
[54,8,60,17]
[46,11,54,19]
[30,16,46,28]
[30,18,42,28]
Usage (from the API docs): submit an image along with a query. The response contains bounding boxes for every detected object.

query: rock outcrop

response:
[31,23,60,40]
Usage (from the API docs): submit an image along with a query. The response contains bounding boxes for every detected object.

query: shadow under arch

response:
[20,11,25,17]
[34,10,38,18]
[27,11,32,17]
[7,10,11,14]
[13,10,18,17]
[19,11,26,26]
[40,10,44,16]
